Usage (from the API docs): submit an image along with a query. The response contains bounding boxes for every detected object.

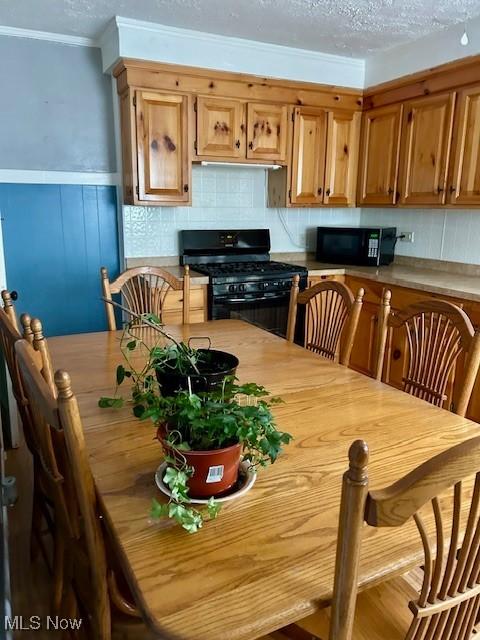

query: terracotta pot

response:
[159,431,242,498]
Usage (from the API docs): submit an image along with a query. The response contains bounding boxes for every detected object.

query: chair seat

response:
[293,573,417,640]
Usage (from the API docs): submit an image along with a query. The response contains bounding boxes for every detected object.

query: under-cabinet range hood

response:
[200,161,281,170]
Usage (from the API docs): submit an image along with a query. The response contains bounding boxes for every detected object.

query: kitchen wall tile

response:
[360,208,480,265]
[124,165,361,258]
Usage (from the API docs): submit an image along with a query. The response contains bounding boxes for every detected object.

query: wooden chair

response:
[292,434,480,640]
[286,277,364,366]
[0,308,59,599]
[374,290,480,416]
[101,265,191,330]
[0,306,56,449]
[15,338,155,639]
[1,289,18,330]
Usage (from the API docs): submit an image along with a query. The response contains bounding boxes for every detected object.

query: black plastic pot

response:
[155,349,239,396]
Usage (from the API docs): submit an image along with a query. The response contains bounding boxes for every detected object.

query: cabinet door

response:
[196,97,246,158]
[247,103,288,161]
[449,86,480,205]
[290,107,327,205]
[358,104,402,205]
[136,91,191,204]
[324,111,360,206]
[398,93,455,205]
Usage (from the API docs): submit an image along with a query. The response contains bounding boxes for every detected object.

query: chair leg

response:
[52,532,65,615]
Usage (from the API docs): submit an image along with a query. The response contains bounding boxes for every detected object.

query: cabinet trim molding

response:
[114,59,363,111]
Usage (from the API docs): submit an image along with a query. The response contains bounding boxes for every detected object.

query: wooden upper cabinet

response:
[324,110,360,206]
[290,107,327,205]
[196,97,246,158]
[398,93,455,205]
[449,86,480,205]
[135,91,191,204]
[247,103,288,161]
[358,104,402,205]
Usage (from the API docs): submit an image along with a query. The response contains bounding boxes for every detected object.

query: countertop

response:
[126,255,480,303]
[125,259,209,285]
[281,257,480,303]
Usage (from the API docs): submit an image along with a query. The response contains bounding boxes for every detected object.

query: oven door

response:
[211,293,291,337]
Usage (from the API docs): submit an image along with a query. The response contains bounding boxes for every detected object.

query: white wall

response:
[365,15,480,87]
[123,165,361,258]
[360,208,480,265]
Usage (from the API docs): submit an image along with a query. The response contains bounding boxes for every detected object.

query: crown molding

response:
[101,16,365,87]
[113,16,364,70]
[0,24,95,47]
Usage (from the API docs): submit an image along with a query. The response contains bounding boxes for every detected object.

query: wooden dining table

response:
[48,319,480,640]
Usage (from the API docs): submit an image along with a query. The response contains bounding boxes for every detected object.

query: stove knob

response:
[238,284,246,292]
[228,284,236,293]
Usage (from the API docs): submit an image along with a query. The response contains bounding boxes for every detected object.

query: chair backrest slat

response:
[101,265,191,331]
[374,291,480,416]
[286,277,364,366]
[329,435,480,640]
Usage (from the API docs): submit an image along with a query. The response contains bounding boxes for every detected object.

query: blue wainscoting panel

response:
[0,184,120,336]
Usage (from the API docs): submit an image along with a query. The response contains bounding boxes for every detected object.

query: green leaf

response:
[126,340,137,351]
[98,396,123,409]
[150,498,169,519]
[133,404,145,418]
[207,497,221,520]
[116,364,126,385]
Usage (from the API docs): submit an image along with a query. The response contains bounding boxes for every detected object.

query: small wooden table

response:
[48,320,480,639]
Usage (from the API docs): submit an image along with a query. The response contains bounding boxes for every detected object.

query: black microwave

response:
[316,227,397,266]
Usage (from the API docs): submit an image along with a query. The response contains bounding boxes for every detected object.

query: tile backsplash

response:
[123,165,361,258]
[360,209,480,265]
[123,166,480,265]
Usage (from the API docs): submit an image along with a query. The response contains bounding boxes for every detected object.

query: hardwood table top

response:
[48,320,480,640]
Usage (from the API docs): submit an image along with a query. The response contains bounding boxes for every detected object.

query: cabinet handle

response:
[183,184,189,193]
[437,186,444,194]
[326,188,331,196]
[387,187,394,195]
[449,185,456,193]
[317,187,323,196]
[396,191,400,200]
[235,140,241,149]
[393,348,402,361]
[248,141,253,150]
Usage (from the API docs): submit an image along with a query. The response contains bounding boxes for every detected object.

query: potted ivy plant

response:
[100,307,239,396]
[99,313,292,533]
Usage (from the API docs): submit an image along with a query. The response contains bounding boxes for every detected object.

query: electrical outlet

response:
[399,231,414,243]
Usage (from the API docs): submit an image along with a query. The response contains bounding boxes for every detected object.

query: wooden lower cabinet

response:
[162,286,207,324]
[308,274,345,287]
[344,275,480,422]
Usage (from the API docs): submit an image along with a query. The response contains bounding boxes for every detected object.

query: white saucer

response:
[155,459,257,504]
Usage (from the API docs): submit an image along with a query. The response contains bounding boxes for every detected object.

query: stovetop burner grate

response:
[191,260,306,277]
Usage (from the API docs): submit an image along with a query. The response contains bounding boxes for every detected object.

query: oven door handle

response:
[215,295,288,304]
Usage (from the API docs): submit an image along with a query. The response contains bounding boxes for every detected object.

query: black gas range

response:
[180,229,308,337]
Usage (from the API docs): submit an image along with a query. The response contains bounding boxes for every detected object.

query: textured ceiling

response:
[1,0,480,56]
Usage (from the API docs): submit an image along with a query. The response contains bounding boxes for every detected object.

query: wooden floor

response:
[6,433,60,639]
